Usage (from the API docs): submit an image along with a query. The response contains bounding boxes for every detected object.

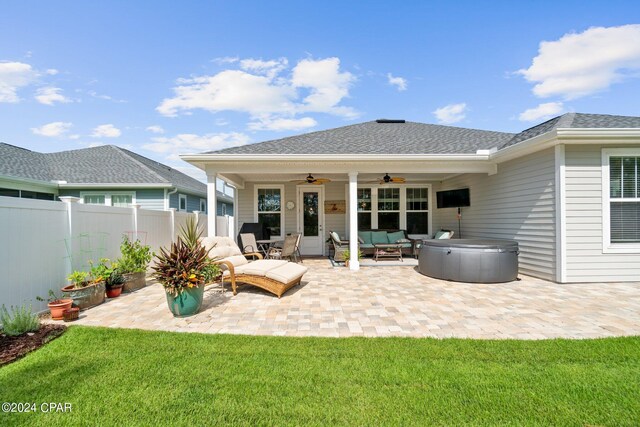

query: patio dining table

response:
[256,239,284,255]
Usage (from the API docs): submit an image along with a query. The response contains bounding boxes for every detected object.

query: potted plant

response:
[37,290,73,321]
[105,266,125,298]
[341,249,362,267]
[61,268,106,310]
[117,236,153,293]
[152,237,209,317]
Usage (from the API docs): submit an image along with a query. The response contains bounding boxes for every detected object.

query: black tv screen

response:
[437,188,470,208]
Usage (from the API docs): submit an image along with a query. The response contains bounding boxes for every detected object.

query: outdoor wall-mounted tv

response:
[436,188,470,209]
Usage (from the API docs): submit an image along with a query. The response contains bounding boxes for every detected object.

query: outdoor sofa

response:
[201,236,307,298]
[357,229,418,257]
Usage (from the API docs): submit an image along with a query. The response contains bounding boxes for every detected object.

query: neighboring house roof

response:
[209,120,515,155]
[0,143,208,197]
[206,113,640,156]
[501,113,640,149]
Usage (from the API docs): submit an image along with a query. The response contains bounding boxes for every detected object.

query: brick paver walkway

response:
[63,259,640,339]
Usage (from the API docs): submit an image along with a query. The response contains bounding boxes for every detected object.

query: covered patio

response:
[64,259,640,339]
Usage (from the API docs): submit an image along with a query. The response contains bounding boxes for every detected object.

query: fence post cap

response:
[131,204,141,209]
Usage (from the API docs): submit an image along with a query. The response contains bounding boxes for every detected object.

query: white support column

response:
[207,173,218,237]
[233,185,239,241]
[348,172,360,271]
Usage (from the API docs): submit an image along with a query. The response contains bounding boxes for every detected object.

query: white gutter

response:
[165,187,178,210]
[0,175,60,188]
[59,183,173,189]
[180,153,491,162]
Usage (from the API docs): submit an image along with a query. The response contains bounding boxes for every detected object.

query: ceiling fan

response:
[290,173,332,185]
[367,173,406,184]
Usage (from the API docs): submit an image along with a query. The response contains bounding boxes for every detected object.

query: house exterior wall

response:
[237,181,347,241]
[0,178,57,199]
[59,188,166,211]
[169,191,208,213]
[433,148,557,281]
[564,144,640,282]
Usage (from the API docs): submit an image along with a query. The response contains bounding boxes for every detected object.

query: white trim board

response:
[554,145,567,282]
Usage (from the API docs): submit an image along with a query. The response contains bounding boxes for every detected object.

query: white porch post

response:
[348,172,360,270]
[207,173,217,237]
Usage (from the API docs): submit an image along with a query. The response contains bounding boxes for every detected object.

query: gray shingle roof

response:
[209,121,515,155]
[209,113,640,156]
[0,143,206,195]
[501,113,640,149]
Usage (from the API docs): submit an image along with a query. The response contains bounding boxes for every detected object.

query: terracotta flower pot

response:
[106,285,123,298]
[48,299,73,320]
[61,281,106,310]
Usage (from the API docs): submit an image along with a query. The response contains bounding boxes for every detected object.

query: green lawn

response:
[1,327,639,426]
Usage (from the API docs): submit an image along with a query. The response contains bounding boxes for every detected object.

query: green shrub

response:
[0,304,40,336]
[117,236,153,273]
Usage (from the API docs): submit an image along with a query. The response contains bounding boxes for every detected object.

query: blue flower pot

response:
[165,284,205,317]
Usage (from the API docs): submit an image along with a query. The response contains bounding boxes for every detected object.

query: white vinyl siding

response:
[433,148,556,281]
[565,145,640,281]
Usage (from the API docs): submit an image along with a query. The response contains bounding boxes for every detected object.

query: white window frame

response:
[178,194,188,212]
[254,184,285,239]
[345,184,432,238]
[199,198,207,214]
[405,187,431,235]
[602,148,640,253]
[80,191,136,207]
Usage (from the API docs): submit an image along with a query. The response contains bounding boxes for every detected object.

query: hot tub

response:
[418,239,519,283]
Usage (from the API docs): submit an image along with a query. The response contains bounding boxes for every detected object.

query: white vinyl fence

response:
[0,196,233,312]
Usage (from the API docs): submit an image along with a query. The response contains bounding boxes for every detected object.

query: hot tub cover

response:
[422,239,518,250]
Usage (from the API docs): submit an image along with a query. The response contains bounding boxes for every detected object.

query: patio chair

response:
[293,233,303,263]
[266,234,298,262]
[239,233,260,257]
[201,236,307,298]
[329,231,353,263]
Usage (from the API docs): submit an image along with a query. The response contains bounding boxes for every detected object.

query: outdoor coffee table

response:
[373,243,403,262]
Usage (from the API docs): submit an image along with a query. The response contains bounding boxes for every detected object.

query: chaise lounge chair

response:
[201,236,308,298]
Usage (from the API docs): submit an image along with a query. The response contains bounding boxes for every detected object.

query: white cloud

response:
[248,116,317,131]
[146,125,165,134]
[35,86,71,105]
[519,102,565,122]
[31,121,72,137]
[87,90,126,103]
[433,103,467,124]
[387,73,407,91]
[518,24,640,99]
[239,57,288,78]
[0,61,38,102]
[291,57,357,117]
[91,124,121,138]
[212,56,239,64]
[142,132,250,162]
[157,56,358,126]
[45,69,59,75]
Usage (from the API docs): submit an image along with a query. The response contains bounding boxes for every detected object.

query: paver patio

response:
[62,259,640,339]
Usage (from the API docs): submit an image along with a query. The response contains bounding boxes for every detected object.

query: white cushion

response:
[330,231,340,242]
[224,255,249,267]
[241,260,288,276]
[201,236,242,259]
[265,263,308,283]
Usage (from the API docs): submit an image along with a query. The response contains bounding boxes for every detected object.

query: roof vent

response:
[376,119,405,124]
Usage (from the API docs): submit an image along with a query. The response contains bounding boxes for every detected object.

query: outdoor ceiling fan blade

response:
[314,178,331,183]
[390,177,406,183]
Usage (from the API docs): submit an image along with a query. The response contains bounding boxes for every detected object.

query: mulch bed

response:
[0,324,67,366]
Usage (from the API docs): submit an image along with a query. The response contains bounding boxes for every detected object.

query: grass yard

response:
[0,327,638,426]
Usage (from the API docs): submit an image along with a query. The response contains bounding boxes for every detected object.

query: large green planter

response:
[61,281,106,310]
[165,284,205,317]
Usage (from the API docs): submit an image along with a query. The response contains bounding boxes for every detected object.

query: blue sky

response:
[1,0,639,180]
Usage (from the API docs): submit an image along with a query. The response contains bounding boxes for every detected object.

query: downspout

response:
[166,187,177,210]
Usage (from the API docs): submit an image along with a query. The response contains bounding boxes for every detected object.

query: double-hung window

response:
[603,149,640,252]
[377,188,400,229]
[256,186,283,238]
[357,188,372,229]
[406,187,429,234]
